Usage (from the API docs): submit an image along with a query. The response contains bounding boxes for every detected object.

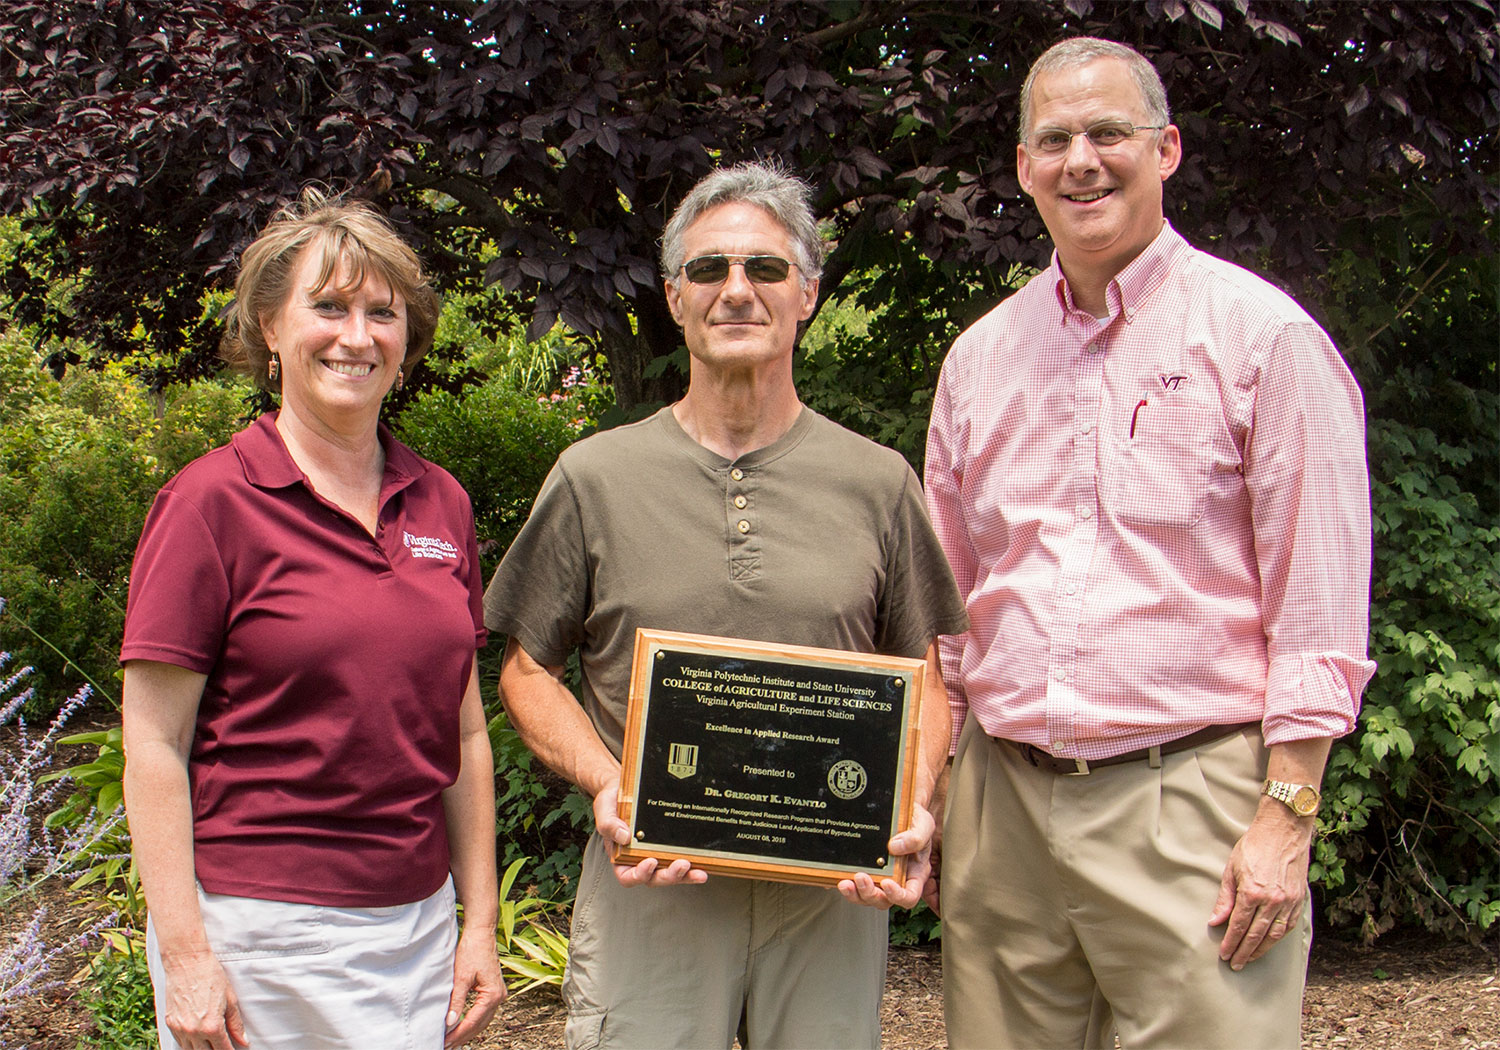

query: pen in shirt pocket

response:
[1129,398,1148,439]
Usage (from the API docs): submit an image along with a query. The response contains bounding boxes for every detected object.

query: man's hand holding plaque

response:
[836,801,936,909]
[594,772,709,888]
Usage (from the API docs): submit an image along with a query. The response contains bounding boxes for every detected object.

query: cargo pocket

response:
[565,1006,607,1050]
[1106,401,1215,528]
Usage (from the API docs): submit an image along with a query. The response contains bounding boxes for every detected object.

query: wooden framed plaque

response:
[615,629,925,887]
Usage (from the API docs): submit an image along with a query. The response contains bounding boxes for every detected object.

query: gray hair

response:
[659,161,824,286]
[1018,37,1171,143]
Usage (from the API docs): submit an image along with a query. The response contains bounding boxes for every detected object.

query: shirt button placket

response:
[727,466,757,579]
[1047,326,1107,751]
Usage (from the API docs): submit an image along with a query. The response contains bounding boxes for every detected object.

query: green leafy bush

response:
[395,379,584,567]
[1314,417,1500,940]
[487,707,588,903]
[78,943,158,1049]
[888,903,940,947]
[0,343,245,715]
[42,725,143,929]
[495,856,571,996]
[1304,225,1499,942]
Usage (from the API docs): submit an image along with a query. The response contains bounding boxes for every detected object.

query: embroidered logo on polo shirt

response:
[402,531,459,561]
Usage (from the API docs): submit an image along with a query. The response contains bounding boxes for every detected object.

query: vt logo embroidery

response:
[1159,374,1187,391]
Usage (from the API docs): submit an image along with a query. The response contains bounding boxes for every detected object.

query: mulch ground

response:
[3,880,1497,1049]
[474,931,1499,1050]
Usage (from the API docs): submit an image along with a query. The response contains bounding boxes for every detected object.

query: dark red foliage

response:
[1,1,1495,403]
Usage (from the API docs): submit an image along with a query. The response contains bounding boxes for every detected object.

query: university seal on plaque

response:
[827,759,868,800]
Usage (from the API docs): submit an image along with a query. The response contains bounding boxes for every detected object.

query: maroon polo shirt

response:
[122,413,485,906]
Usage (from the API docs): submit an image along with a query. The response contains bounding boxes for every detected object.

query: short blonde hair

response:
[220,188,440,392]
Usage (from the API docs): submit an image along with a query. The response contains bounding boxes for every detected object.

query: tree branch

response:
[428,173,519,235]
[1358,254,1452,353]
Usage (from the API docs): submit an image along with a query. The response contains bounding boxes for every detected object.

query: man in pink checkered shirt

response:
[924,37,1376,1049]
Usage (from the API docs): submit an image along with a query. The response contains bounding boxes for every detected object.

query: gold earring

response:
[268,354,280,381]
[395,368,404,393]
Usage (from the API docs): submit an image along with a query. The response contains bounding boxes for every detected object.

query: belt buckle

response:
[1066,757,1091,775]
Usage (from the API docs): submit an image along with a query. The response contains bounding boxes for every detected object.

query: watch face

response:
[1291,787,1319,816]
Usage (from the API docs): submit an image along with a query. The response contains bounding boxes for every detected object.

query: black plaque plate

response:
[616,629,924,886]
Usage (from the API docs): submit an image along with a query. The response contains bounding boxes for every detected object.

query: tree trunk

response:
[602,294,686,410]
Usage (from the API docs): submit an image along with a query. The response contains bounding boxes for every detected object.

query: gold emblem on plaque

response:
[667,742,699,779]
[828,759,868,800]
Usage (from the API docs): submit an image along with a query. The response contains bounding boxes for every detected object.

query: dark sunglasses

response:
[680,254,796,285]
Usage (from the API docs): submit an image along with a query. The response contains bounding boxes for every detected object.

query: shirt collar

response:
[658,403,816,471]
[234,411,424,491]
[1050,221,1188,323]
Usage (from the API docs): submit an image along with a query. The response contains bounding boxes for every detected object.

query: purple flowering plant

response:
[0,604,119,1031]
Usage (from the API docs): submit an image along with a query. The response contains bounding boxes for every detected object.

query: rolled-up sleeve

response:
[1244,322,1377,743]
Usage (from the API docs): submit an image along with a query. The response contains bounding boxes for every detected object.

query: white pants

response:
[147,877,457,1050]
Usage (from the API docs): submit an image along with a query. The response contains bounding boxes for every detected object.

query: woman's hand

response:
[444,927,506,1048]
[159,948,249,1049]
[124,660,242,1047]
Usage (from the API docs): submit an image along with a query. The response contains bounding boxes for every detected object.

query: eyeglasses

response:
[1022,121,1166,158]
[680,254,797,285]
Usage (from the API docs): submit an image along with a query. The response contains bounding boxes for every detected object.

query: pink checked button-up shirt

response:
[925,223,1376,760]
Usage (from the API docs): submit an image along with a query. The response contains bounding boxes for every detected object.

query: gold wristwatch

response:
[1262,779,1320,817]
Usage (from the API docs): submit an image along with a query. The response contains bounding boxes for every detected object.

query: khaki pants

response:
[562,833,887,1050]
[942,718,1310,1049]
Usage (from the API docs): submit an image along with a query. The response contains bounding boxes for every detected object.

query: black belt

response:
[1002,722,1258,775]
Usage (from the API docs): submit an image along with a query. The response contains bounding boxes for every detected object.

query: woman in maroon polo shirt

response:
[120,190,504,1050]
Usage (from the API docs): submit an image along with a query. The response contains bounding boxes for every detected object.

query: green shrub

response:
[1314,418,1500,940]
[43,725,143,929]
[0,344,246,715]
[395,379,584,568]
[0,412,153,712]
[487,707,589,903]
[889,902,940,947]
[495,856,571,996]
[78,943,158,1050]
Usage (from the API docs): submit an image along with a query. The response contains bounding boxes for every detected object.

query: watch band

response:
[1262,778,1320,817]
